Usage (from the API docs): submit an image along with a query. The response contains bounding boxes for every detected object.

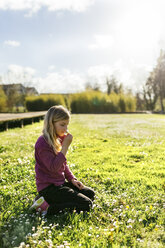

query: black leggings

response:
[39,182,95,215]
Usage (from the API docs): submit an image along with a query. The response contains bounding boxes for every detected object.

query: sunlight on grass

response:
[0,114,165,247]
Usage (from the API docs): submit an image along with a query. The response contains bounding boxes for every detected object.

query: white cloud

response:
[8,64,35,76]
[0,0,95,14]
[1,65,85,93]
[88,64,113,79]
[48,65,56,71]
[88,34,114,50]
[46,0,95,12]
[87,64,115,91]
[36,69,85,93]
[1,62,151,94]
[87,60,152,93]
[2,64,36,85]
[4,40,20,47]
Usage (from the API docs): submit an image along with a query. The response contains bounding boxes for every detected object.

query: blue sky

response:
[0,0,165,94]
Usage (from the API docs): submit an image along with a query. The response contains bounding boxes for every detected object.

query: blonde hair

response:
[42,105,70,154]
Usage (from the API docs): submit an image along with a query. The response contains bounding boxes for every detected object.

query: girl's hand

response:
[62,133,73,147]
[71,179,84,190]
[61,133,73,156]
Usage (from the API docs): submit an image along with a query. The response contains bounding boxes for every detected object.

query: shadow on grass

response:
[0,206,89,248]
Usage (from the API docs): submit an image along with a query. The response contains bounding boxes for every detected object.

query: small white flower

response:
[17,158,23,164]
[126,225,132,229]
[127,218,132,223]
[113,208,117,212]
[63,241,70,245]
[19,242,25,247]
[32,233,38,237]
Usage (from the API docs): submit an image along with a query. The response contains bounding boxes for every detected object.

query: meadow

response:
[0,114,165,248]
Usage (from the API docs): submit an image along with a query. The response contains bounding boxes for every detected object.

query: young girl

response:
[32,105,95,215]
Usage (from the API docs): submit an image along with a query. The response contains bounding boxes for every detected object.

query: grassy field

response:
[0,114,165,248]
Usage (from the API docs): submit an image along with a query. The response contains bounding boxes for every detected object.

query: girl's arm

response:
[36,147,66,173]
[64,164,77,182]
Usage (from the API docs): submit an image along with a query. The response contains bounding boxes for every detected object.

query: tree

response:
[135,92,145,111]
[0,86,7,112]
[106,76,123,95]
[144,49,165,112]
[85,82,100,91]
[154,49,165,112]
[143,71,159,110]
[6,86,20,112]
[3,67,34,88]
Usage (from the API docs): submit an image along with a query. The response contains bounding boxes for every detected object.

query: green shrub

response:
[70,91,136,113]
[70,91,107,113]
[0,86,7,112]
[125,94,136,112]
[107,92,120,112]
[25,94,66,111]
[118,94,136,112]
[25,91,136,113]
[119,95,126,112]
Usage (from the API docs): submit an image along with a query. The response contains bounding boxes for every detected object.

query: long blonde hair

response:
[43,105,70,154]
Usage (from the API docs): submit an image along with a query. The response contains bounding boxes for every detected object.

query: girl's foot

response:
[30,196,49,213]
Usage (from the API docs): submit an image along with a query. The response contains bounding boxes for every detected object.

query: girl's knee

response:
[83,198,93,211]
[89,189,95,200]
[83,188,95,201]
[78,195,93,211]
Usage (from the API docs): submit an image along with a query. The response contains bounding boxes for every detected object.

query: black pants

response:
[39,182,95,215]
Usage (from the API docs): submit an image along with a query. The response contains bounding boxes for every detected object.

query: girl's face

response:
[54,119,69,137]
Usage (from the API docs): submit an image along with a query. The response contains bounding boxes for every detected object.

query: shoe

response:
[30,196,49,213]
[33,194,40,203]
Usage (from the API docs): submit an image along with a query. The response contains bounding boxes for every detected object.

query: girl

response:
[32,105,95,215]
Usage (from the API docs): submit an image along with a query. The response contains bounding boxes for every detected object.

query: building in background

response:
[1,83,38,96]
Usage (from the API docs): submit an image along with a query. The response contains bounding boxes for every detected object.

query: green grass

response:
[0,114,165,248]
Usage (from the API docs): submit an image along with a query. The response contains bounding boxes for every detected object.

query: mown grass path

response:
[0,114,165,247]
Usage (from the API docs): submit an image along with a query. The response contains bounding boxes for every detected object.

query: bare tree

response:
[143,72,159,110]
[3,68,34,88]
[85,81,100,91]
[143,50,165,112]
[135,92,145,111]
[154,49,165,112]
[106,76,123,95]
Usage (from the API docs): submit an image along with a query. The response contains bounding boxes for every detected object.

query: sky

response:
[0,0,165,94]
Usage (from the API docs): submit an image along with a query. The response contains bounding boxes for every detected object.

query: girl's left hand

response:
[71,179,84,190]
